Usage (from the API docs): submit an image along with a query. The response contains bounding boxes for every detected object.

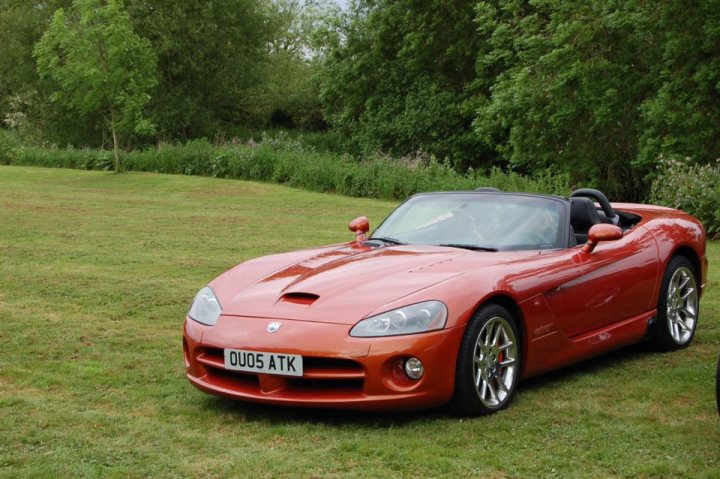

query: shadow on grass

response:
[519,342,656,392]
[204,396,449,428]
[200,342,658,427]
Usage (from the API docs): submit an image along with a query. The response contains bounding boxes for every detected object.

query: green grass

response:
[1,165,718,478]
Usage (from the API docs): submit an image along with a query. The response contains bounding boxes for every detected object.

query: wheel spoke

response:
[499,357,515,367]
[670,318,680,341]
[680,287,695,300]
[479,378,488,400]
[678,275,690,290]
[482,325,494,347]
[492,323,502,345]
[499,340,514,351]
[487,381,498,403]
[682,306,695,318]
[496,378,509,394]
[676,317,688,332]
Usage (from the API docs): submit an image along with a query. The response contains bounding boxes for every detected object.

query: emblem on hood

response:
[267,321,281,333]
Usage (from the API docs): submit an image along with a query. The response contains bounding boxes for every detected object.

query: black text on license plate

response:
[224,349,303,377]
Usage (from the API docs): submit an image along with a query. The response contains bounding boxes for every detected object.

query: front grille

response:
[196,347,366,395]
[206,366,261,388]
[287,377,364,392]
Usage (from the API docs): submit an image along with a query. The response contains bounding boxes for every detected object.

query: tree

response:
[472,0,720,200]
[125,0,269,139]
[34,0,157,172]
[0,0,73,140]
[320,0,485,166]
[637,0,720,168]
[472,0,659,199]
[255,0,341,130]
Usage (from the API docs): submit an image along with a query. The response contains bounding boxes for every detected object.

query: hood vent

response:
[280,292,320,305]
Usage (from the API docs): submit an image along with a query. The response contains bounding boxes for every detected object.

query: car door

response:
[545,226,660,338]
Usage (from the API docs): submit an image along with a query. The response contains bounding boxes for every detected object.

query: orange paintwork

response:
[184,200,707,411]
[581,223,623,253]
[348,216,370,243]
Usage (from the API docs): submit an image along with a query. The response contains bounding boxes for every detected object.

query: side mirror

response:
[348,216,370,242]
[582,224,623,253]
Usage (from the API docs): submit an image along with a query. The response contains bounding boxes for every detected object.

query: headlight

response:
[188,286,222,326]
[350,301,447,337]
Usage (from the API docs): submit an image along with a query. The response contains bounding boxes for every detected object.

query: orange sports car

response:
[183,188,707,416]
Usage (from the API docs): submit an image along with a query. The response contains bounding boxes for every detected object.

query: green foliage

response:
[34,0,158,171]
[0,1,64,125]
[0,0,91,143]
[473,0,653,199]
[247,1,340,131]
[254,52,327,131]
[4,137,570,201]
[636,1,720,168]
[3,0,719,208]
[125,0,270,139]
[320,0,485,166]
[320,0,720,202]
[471,0,720,200]
[650,157,720,238]
[0,129,22,165]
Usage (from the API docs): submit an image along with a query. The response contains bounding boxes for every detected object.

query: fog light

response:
[404,357,424,380]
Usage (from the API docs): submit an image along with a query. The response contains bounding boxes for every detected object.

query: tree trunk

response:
[110,110,120,173]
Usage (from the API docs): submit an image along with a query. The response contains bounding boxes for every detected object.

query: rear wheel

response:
[452,304,520,416]
[651,256,699,351]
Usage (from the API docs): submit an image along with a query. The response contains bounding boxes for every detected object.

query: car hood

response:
[212,244,526,324]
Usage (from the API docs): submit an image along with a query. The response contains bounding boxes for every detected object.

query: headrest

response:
[570,197,601,229]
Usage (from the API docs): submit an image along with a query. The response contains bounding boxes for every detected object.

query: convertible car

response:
[183,188,707,416]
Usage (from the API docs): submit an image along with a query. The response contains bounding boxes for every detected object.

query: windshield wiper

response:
[438,243,498,252]
[366,236,406,245]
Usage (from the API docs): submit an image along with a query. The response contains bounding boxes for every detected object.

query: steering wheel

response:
[570,188,618,225]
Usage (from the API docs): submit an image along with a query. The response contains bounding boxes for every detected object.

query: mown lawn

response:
[1,165,718,478]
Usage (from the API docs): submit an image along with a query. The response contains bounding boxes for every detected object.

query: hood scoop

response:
[279,292,320,306]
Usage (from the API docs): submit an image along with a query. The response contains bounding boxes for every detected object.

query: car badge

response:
[267,321,281,333]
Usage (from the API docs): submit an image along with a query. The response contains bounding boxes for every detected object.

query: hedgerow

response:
[4,131,717,235]
[0,133,570,201]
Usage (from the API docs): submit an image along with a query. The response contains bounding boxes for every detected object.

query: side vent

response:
[280,292,320,306]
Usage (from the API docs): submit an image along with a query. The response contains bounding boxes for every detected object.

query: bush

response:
[650,157,720,237]
[0,130,22,165]
[3,134,572,201]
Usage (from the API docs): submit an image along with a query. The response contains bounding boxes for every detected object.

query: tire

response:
[651,256,699,351]
[451,304,521,416]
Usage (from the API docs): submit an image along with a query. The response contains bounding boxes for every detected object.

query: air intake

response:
[280,292,320,305]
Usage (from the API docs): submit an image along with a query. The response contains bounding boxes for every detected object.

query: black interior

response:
[568,189,642,246]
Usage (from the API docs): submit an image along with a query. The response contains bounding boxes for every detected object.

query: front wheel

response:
[451,304,521,416]
[651,256,699,351]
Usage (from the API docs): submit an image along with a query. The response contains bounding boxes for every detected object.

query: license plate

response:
[224,349,303,377]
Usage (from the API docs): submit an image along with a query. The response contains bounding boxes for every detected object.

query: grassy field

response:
[1,165,718,478]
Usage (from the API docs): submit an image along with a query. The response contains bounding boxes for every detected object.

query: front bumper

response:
[184,315,464,411]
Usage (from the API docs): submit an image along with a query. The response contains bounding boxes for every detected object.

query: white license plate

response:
[224,349,303,377]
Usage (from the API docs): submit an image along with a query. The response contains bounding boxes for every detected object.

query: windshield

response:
[371,193,567,251]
